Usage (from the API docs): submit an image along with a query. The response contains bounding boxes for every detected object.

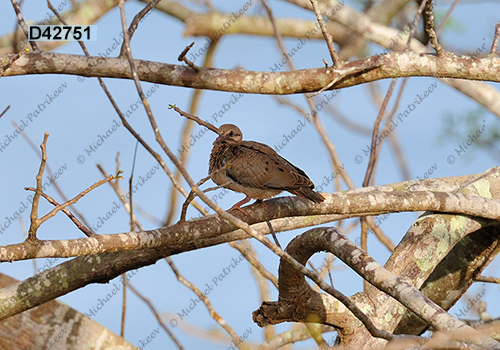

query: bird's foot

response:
[229,207,248,215]
[227,196,252,215]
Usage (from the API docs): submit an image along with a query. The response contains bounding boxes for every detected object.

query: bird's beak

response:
[214,134,229,143]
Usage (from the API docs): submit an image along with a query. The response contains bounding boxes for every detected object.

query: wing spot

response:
[278,168,285,172]
[265,167,269,171]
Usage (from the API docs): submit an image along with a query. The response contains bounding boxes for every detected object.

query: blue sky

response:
[1,1,499,349]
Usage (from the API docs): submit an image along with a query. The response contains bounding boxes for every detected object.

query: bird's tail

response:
[289,188,325,203]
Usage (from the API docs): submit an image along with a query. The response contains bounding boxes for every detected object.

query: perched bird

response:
[209,124,325,212]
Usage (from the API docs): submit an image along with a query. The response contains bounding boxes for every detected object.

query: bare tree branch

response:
[2,51,499,93]
[1,187,500,262]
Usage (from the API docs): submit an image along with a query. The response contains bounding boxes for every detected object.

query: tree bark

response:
[0,273,137,350]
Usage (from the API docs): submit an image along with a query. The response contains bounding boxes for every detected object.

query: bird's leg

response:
[255,199,268,210]
[228,195,252,215]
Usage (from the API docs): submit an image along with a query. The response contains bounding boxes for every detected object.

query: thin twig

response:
[177,42,200,72]
[24,187,94,237]
[260,0,296,71]
[363,77,408,187]
[387,131,411,181]
[274,97,357,189]
[35,174,115,227]
[10,0,39,51]
[123,145,138,337]
[129,142,139,231]
[180,166,238,222]
[96,164,143,230]
[310,101,356,190]
[128,282,185,350]
[405,0,429,50]
[242,242,275,341]
[27,132,49,241]
[120,272,127,337]
[180,181,232,222]
[436,0,461,35]
[365,217,395,251]
[229,240,279,289]
[166,258,249,350]
[491,21,500,55]
[362,78,397,187]
[179,174,214,222]
[424,0,445,57]
[325,104,371,134]
[309,0,342,67]
[476,275,500,284]
[169,105,219,134]
[376,77,410,181]
[265,221,281,249]
[119,0,161,57]
[10,0,21,53]
[274,96,309,118]
[358,76,400,261]
[0,106,10,119]
[15,119,94,234]
[165,39,219,226]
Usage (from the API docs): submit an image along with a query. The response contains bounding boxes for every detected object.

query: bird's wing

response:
[226,141,314,190]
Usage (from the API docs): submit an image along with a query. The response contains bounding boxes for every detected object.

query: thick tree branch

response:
[394,225,500,335]
[2,51,500,93]
[0,273,138,350]
[0,189,499,262]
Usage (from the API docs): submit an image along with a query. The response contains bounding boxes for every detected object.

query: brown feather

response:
[289,188,325,203]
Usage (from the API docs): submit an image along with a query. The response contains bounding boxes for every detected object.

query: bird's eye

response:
[228,131,234,136]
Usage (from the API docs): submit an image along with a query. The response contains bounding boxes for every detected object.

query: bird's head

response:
[215,124,243,143]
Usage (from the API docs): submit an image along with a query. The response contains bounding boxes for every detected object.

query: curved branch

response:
[255,227,499,349]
